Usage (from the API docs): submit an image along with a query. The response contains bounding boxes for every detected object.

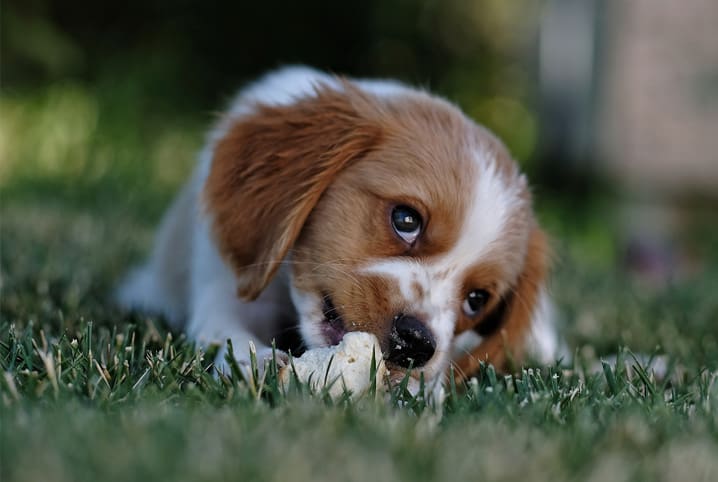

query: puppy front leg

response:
[187,279,288,379]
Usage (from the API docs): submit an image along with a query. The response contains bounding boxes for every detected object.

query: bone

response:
[279,332,388,399]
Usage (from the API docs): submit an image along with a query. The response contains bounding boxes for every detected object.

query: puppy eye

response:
[391,205,422,244]
[462,289,490,317]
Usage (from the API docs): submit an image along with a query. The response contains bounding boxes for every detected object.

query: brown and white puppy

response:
[116,66,563,393]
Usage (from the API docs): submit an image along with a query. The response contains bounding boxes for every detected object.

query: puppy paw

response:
[214,343,289,382]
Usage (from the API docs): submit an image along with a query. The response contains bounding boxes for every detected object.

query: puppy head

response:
[206,81,547,387]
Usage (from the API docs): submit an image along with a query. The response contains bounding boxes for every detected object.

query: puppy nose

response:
[387,315,436,368]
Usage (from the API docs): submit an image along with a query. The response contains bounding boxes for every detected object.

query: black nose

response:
[387,315,436,368]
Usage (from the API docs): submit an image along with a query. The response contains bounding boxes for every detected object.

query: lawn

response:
[2,83,718,482]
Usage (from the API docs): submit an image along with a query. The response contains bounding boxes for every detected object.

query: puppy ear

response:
[455,226,549,377]
[205,84,382,300]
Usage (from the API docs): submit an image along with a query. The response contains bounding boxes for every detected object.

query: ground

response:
[2,84,718,482]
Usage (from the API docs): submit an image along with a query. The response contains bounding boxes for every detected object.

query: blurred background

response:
[2,0,717,360]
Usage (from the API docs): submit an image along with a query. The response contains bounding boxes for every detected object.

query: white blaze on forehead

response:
[445,151,526,268]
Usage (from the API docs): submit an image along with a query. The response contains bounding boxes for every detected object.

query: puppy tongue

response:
[322,295,347,345]
[323,320,346,346]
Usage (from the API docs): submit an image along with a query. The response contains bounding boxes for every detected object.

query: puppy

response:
[116,66,562,392]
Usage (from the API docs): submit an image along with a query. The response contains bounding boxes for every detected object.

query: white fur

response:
[452,330,484,360]
[458,154,528,275]
[115,65,562,384]
[526,289,569,364]
[288,284,325,349]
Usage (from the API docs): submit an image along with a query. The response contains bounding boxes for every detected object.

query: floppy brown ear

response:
[455,226,549,378]
[204,84,382,301]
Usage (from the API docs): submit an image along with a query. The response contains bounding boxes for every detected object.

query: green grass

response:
[2,83,718,482]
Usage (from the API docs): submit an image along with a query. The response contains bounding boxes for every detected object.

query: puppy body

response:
[117,66,563,390]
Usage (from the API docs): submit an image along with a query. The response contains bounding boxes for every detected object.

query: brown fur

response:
[453,226,549,379]
[453,263,508,334]
[205,84,383,300]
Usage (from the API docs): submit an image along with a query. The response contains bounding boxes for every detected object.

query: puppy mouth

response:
[319,294,439,388]
[321,294,347,346]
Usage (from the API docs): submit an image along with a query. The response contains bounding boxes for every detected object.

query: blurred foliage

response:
[0,79,203,220]
[1,0,545,190]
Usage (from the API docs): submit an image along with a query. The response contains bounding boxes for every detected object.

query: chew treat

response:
[279,332,388,399]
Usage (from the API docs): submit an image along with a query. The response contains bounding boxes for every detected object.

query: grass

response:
[2,82,718,482]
